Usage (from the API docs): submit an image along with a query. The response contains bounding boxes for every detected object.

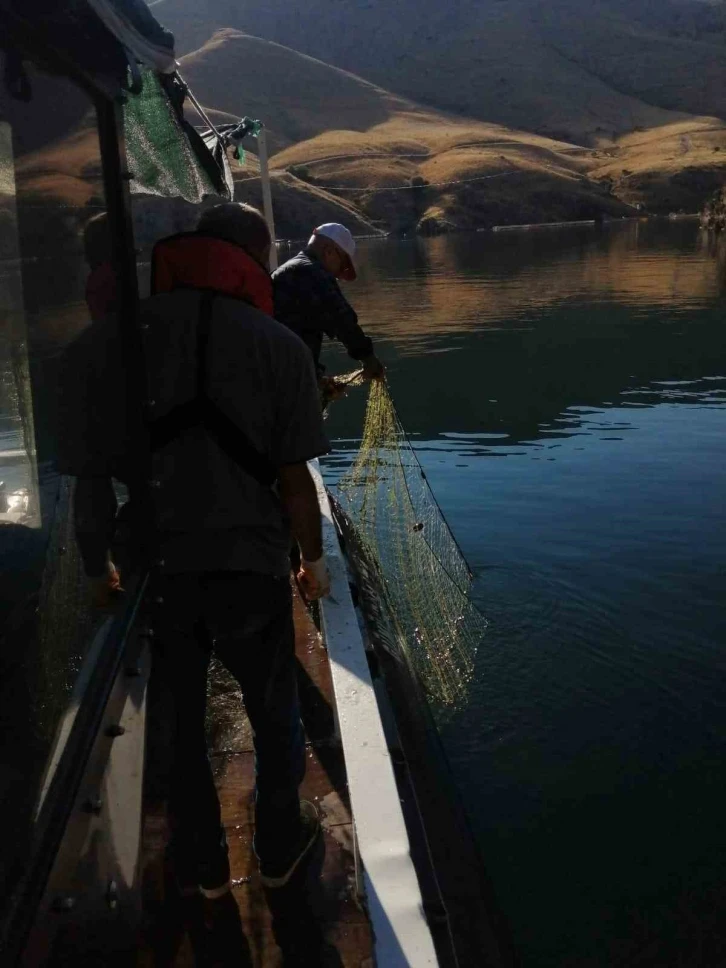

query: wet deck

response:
[137,587,374,968]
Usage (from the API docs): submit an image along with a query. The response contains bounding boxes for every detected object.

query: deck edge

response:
[310,460,439,968]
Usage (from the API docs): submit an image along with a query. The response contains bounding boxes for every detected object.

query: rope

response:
[176,71,224,140]
[288,140,551,170]
[235,167,523,194]
[288,168,522,193]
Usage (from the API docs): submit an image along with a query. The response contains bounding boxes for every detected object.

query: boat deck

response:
[137,587,373,968]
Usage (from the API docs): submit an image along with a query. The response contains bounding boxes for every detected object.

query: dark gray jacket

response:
[58,290,329,576]
[272,250,373,371]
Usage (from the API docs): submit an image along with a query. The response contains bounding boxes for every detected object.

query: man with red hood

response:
[59,203,330,898]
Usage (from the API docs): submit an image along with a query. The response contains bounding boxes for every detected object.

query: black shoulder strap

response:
[148,291,278,488]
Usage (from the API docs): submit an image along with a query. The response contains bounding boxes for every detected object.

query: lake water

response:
[319,221,726,967]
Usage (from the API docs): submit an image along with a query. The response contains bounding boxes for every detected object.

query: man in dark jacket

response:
[59,203,331,897]
[272,222,384,379]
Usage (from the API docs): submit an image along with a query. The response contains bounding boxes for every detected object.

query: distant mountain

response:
[177,30,436,153]
[154,0,726,142]
[175,28,726,235]
[142,1,726,233]
[18,2,726,242]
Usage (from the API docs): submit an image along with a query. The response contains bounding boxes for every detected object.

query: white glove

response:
[298,555,331,601]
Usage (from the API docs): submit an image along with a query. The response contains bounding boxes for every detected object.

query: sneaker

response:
[198,836,231,900]
[199,879,231,901]
[258,800,321,888]
[169,834,231,900]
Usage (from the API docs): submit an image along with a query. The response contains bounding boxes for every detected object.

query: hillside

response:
[17,15,726,239]
[174,28,726,234]
[154,0,726,143]
[592,119,726,212]
[178,30,646,233]
[177,30,440,154]
[530,1,726,121]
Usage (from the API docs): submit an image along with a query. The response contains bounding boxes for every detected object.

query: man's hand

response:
[87,558,123,609]
[298,555,331,601]
[319,375,349,408]
[361,354,385,381]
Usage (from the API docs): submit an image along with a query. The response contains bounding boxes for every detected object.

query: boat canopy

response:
[0,0,232,202]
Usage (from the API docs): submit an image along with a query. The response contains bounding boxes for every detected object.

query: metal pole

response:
[97,98,150,481]
[256,126,278,270]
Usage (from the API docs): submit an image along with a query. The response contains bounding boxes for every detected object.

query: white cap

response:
[309,223,357,280]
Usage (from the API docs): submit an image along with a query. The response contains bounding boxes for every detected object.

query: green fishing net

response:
[334,379,486,706]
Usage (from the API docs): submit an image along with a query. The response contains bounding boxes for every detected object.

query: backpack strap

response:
[148,291,278,488]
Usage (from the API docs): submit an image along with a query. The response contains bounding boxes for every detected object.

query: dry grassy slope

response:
[178,29,636,230]
[176,28,726,231]
[593,119,726,212]
[271,118,726,229]
[233,171,381,239]
[270,120,629,231]
[17,18,726,238]
[178,30,434,153]
[154,0,726,142]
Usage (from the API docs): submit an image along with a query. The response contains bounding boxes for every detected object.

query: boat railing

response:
[1,574,151,965]
[311,461,439,967]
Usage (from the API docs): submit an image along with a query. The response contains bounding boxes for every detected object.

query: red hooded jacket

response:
[151,232,273,315]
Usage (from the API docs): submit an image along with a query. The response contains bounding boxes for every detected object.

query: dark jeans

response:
[152,571,305,868]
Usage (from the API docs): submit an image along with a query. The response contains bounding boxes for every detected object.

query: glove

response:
[361,354,385,381]
[298,555,331,601]
[319,375,349,408]
[87,558,123,609]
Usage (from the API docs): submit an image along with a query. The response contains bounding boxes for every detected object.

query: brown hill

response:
[592,119,726,213]
[177,29,435,153]
[18,19,726,238]
[174,28,726,233]
[154,0,726,142]
[176,30,644,232]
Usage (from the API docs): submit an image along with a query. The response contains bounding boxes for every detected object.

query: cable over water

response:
[333,378,487,707]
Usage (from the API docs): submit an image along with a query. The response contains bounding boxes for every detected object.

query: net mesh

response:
[335,380,486,706]
[33,477,97,742]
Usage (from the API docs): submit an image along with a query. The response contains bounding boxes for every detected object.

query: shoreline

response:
[275,213,702,246]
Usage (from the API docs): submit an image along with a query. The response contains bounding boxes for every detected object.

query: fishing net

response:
[334,379,487,706]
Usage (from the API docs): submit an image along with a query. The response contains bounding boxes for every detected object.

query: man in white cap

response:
[272,223,384,380]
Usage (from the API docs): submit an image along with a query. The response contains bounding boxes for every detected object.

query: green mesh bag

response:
[124,69,232,203]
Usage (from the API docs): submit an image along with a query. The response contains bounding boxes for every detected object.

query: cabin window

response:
[0,60,111,900]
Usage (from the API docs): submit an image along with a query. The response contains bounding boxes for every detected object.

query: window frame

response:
[0,26,151,961]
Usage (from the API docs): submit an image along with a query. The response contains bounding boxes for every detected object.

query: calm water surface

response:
[320,222,726,967]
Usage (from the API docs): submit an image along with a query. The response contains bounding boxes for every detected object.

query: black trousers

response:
[152,571,305,868]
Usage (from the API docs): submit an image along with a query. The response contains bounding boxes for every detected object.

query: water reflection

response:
[350,222,726,346]
[323,224,726,454]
